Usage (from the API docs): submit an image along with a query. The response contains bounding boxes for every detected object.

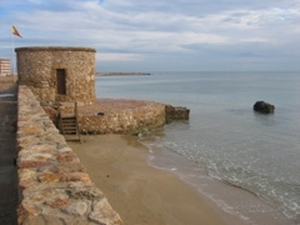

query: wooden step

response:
[64,135,82,141]
[58,102,81,142]
[60,117,79,135]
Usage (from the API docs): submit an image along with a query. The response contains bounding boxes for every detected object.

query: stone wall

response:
[15,47,96,106]
[165,105,190,121]
[43,100,186,135]
[16,85,122,225]
[77,100,166,135]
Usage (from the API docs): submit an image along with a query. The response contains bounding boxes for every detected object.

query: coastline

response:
[92,71,299,225]
[69,134,232,225]
[96,72,151,76]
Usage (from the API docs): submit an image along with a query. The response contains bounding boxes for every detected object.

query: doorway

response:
[56,69,66,95]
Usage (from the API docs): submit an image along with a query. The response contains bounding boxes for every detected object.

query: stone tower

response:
[15,46,96,106]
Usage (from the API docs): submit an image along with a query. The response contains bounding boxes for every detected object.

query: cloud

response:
[0,0,299,71]
[96,53,144,62]
[240,38,268,43]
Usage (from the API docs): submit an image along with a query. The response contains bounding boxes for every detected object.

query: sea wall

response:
[77,100,166,134]
[16,85,122,225]
[43,100,187,135]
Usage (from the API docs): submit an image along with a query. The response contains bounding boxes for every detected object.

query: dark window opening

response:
[56,69,67,95]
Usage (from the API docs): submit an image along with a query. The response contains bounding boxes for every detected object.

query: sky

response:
[0,0,299,72]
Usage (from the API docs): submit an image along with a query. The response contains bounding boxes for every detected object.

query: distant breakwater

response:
[96,72,151,76]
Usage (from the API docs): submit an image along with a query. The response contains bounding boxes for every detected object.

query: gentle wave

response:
[96,71,300,224]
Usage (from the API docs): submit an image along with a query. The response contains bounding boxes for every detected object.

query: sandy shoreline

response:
[69,134,231,225]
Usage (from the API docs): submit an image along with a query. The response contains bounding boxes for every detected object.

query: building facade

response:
[0,59,11,76]
[15,47,96,105]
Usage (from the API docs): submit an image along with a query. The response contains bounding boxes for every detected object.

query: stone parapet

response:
[16,85,122,225]
[77,99,166,134]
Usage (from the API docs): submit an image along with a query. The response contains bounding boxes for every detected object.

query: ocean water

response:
[95,71,300,224]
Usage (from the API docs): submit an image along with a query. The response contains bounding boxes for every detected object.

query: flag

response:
[12,25,22,38]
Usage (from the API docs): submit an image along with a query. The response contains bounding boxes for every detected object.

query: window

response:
[56,69,66,95]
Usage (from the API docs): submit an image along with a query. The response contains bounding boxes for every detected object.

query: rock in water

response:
[253,101,275,114]
[165,105,190,121]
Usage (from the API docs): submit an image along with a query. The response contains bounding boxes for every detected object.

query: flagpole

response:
[11,30,15,75]
[11,25,22,75]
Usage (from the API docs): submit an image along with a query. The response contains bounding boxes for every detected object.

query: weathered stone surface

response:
[18,169,38,188]
[89,199,123,225]
[17,152,56,169]
[20,203,41,217]
[22,184,69,205]
[57,151,79,163]
[66,183,104,200]
[23,215,64,225]
[16,47,96,106]
[165,104,190,121]
[61,172,92,183]
[17,86,123,224]
[17,159,54,169]
[18,144,58,157]
[38,173,62,183]
[253,101,275,114]
[18,125,44,136]
[17,205,32,225]
[44,198,70,208]
[78,100,166,134]
[63,201,88,216]
[17,136,42,151]
[42,105,58,126]
[58,147,73,154]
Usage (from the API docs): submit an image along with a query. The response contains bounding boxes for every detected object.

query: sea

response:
[95,71,300,225]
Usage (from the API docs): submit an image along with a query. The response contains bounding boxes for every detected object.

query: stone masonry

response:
[15,47,96,106]
[77,99,167,134]
[15,46,189,136]
[17,85,122,225]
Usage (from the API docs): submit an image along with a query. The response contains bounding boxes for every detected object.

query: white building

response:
[0,59,11,76]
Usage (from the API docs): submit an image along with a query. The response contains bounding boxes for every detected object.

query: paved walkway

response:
[0,91,18,224]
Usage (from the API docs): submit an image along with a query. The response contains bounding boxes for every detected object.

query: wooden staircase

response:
[58,102,81,142]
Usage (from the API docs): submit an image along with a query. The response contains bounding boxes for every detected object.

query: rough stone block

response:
[165,104,190,121]
[89,199,123,225]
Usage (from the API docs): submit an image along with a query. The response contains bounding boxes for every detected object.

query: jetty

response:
[0,46,189,224]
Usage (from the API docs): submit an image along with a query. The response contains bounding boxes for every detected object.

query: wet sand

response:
[69,134,230,225]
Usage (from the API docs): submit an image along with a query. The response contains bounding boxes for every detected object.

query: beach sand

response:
[69,134,232,225]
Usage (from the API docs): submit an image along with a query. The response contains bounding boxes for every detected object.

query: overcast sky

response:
[0,0,299,72]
